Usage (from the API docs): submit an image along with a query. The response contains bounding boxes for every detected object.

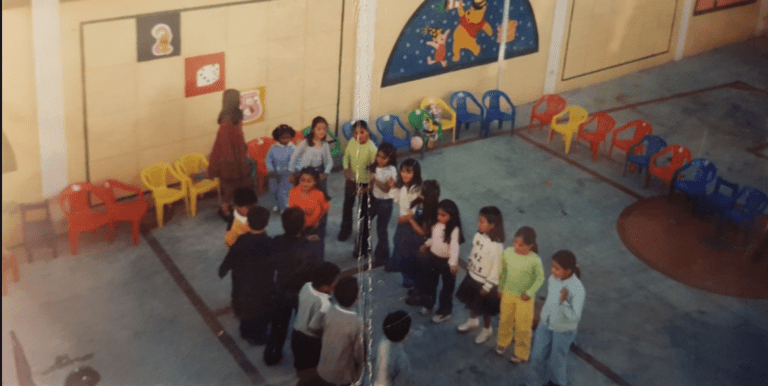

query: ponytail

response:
[552,250,581,279]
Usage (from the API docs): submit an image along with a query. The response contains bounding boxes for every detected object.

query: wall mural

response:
[382,0,538,87]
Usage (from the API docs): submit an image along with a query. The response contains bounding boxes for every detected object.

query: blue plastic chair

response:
[342,120,380,147]
[376,115,411,150]
[704,177,740,217]
[724,188,768,227]
[482,89,516,135]
[670,159,717,212]
[624,135,667,177]
[450,91,485,140]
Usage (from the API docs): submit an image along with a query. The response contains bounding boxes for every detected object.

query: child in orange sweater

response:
[289,167,331,260]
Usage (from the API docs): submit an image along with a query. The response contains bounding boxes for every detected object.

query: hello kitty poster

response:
[185,52,226,97]
[240,87,267,124]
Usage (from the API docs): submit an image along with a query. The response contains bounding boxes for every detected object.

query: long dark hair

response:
[514,226,538,253]
[218,89,243,124]
[368,142,397,173]
[552,250,581,279]
[396,158,422,190]
[437,199,465,244]
[306,116,328,146]
[479,206,505,243]
[413,179,440,229]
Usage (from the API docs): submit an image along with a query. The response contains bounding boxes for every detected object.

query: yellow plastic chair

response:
[174,153,221,216]
[420,97,457,142]
[548,105,588,155]
[140,162,189,227]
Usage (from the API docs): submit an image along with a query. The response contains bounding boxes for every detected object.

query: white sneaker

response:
[419,307,432,317]
[431,313,451,324]
[272,206,279,212]
[475,327,493,344]
[457,318,479,333]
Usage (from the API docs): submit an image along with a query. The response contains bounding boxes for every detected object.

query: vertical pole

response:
[544,0,569,94]
[353,0,377,122]
[32,0,68,196]
[496,0,511,88]
[675,0,696,61]
[758,0,768,36]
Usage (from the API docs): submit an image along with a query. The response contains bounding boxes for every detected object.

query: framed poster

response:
[137,12,181,62]
[185,52,226,97]
[240,87,267,125]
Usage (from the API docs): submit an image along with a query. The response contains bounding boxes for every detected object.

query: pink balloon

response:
[410,136,424,151]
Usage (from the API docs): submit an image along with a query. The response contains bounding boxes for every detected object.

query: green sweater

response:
[498,248,545,297]
[343,139,378,182]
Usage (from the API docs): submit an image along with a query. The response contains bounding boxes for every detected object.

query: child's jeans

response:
[497,292,534,360]
[420,252,455,315]
[370,198,393,266]
[269,172,291,212]
[390,223,422,286]
[526,324,577,386]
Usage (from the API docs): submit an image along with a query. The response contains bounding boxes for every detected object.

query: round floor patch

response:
[617,194,768,299]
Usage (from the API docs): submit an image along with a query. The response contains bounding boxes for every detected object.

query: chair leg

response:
[564,134,573,155]
[190,194,198,217]
[590,142,599,161]
[69,230,79,255]
[156,203,164,228]
[132,222,141,245]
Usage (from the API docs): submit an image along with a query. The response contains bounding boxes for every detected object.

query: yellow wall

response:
[684,1,761,56]
[2,1,41,246]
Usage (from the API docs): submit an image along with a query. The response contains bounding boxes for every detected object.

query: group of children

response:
[218,118,587,386]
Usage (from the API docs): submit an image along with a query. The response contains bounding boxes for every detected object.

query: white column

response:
[758,0,768,36]
[31,0,68,197]
[675,0,695,61]
[496,0,511,88]
[543,0,568,94]
[353,0,377,122]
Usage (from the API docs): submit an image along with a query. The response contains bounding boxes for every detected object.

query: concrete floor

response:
[3,37,768,386]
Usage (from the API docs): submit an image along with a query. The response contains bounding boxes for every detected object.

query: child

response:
[417,199,465,323]
[224,187,258,247]
[526,250,585,386]
[496,226,545,363]
[388,159,423,282]
[369,142,398,266]
[289,167,331,261]
[289,116,334,195]
[374,310,413,386]
[338,120,378,243]
[317,276,365,385]
[264,208,322,366]
[291,262,341,375]
[402,179,440,299]
[218,206,273,345]
[455,206,505,344]
[266,124,296,213]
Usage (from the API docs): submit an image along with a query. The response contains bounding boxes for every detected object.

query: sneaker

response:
[509,355,528,364]
[431,313,451,324]
[496,345,509,355]
[475,327,493,344]
[419,307,432,316]
[457,318,479,333]
[272,206,279,213]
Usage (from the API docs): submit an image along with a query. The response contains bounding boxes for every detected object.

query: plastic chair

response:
[547,105,588,155]
[624,135,667,177]
[174,153,221,216]
[646,145,692,188]
[59,183,115,255]
[724,188,768,228]
[341,120,380,146]
[704,177,740,217]
[669,159,717,211]
[246,138,275,196]
[482,89,516,134]
[100,179,149,246]
[450,91,485,140]
[18,201,58,262]
[140,163,189,227]
[576,113,616,161]
[529,94,566,128]
[376,115,411,149]
[420,97,457,142]
[609,120,653,159]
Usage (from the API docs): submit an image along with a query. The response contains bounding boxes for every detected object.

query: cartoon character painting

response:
[452,0,493,61]
[423,27,451,67]
[151,23,174,56]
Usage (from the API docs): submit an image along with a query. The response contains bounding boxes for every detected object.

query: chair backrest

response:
[177,153,209,176]
[18,201,52,223]
[712,177,739,197]
[537,94,566,115]
[739,188,768,214]
[376,115,411,144]
[420,97,456,120]
[580,112,616,135]
[652,145,690,168]
[616,120,653,141]
[635,135,667,156]
[482,89,514,112]
[561,105,588,124]
[450,91,484,115]
[246,137,276,177]
[141,163,178,191]
[59,183,109,214]
[341,121,354,141]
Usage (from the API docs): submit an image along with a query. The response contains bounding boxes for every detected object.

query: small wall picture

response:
[240,87,267,124]
[137,12,181,62]
[185,53,225,97]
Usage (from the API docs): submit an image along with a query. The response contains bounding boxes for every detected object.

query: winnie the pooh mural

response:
[452,0,494,61]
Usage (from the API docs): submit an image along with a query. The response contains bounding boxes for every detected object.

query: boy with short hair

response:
[291,262,341,376]
[224,187,259,247]
[374,310,413,386]
[317,276,365,386]
[218,206,273,345]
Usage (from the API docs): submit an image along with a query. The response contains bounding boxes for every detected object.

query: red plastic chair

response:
[576,113,616,161]
[529,94,566,129]
[609,120,653,159]
[247,137,276,195]
[59,183,115,255]
[646,145,692,188]
[100,179,149,246]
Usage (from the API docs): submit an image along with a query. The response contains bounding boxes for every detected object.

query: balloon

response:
[411,136,424,151]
